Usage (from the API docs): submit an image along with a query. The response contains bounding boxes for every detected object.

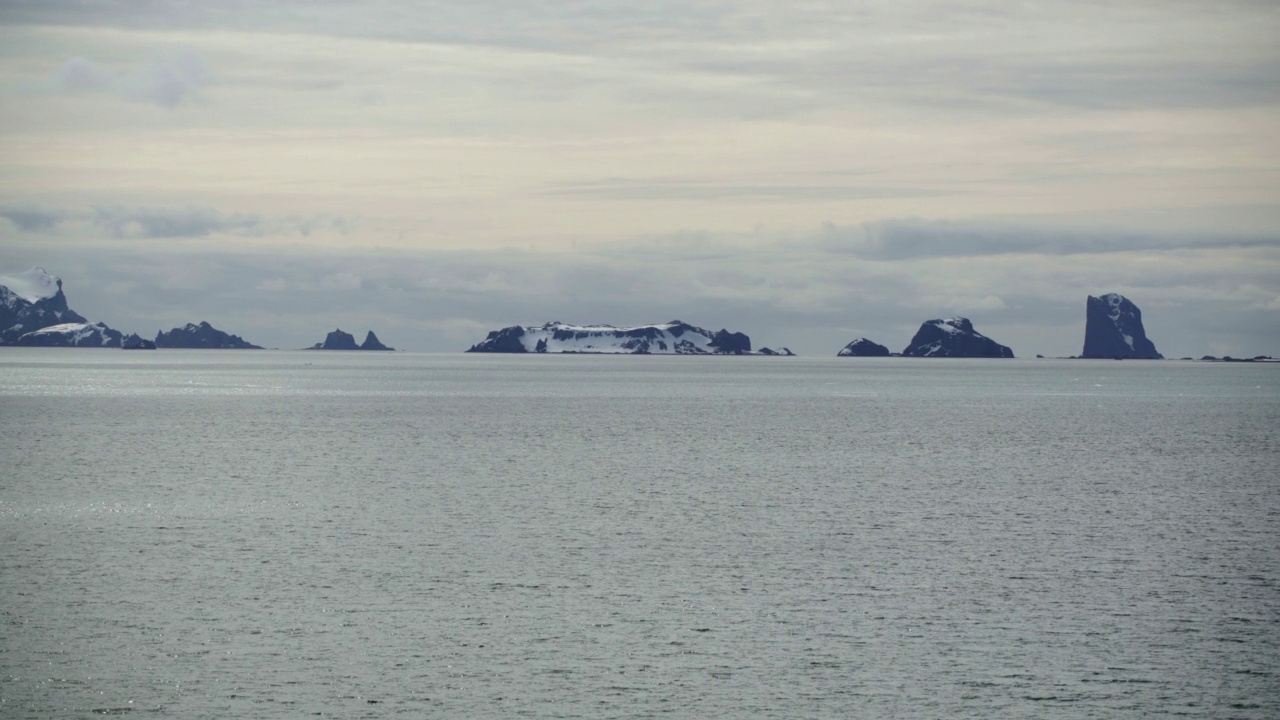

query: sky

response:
[1,0,1278,356]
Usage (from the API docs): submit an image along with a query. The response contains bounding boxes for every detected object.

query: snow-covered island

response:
[902,317,1014,358]
[838,338,891,357]
[467,320,776,354]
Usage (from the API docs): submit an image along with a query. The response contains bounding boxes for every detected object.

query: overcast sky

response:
[1,0,1278,356]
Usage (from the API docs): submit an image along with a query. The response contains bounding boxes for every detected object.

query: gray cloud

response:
[0,205,72,233]
[821,219,1280,261]
[92,206,263,239]
[0,203,352,240]
[47,49,211,107]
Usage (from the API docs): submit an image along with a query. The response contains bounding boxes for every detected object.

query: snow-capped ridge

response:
[903,317,1013,358]
[0,267,61,303]
[15,321,124,347]
[838,338,891,357]
[468,320,764,354]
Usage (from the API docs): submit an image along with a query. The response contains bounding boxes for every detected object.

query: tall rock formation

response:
[1082,293,1162,359]
[902,317,1014,358]
[360,331,394,351]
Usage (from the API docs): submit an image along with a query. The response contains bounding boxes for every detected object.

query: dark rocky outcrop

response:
[309,328,395,350]
[0,267,88,344]
[310,328,360,350]
[902,317,1014,358]
[709,329,751,355]
[155,321,263,349]
[469,325,529,353]
[359,331,394,351]
[1082,293,1162,359]
[122,333,156,350]
[838,338,890,357]
[14,321,124,347]
[758,347,795,356]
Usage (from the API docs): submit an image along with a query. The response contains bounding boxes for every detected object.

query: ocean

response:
[1,350,1277,718]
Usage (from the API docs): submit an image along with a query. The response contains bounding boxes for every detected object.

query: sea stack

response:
[360,331,394,351]
[1082,294,1162,359]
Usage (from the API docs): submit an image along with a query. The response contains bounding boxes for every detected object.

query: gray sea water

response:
[1,350,1278,719]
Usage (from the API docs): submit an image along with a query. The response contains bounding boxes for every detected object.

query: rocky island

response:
[1081,293,1162,359]
[467,320,762,354]
[156,321,263,349]
[837,338,891,357]
[309,329,395,351]
[902,317,1014,358]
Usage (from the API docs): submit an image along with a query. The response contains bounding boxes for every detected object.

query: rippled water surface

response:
[2,350,1278,718]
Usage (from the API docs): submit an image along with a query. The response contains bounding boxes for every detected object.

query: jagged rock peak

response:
[155,321,262,349]
[903,317,1014,358]
[1082,293,1162,359]
[311,328,360,350]
[837,338,890,357]
[468,320,759,354]
[360,331,394,351]
[308,328,392,350]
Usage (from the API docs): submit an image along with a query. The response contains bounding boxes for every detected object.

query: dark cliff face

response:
[360,331,394,351]
[838,338,890,357]
[1082,294,1162,359]
[155,321,263,349]
[467,325,528,353]
[902,317,1014,358]
[709,329,751,354]
[122,333,157,350]
[1,279,88,345]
